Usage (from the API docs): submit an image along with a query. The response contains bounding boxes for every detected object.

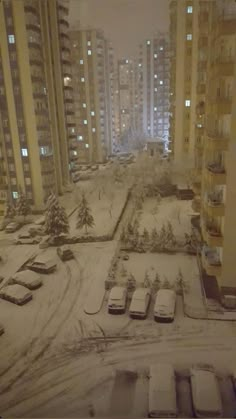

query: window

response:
[160,46,163,51]
[92,128,96,132]
[3,119,8,127]
[126,59,129,63]
[11,178,17,185]
[8,34,15,44]
[24,163,29,171]
[83,119,88,125]
[40,146,49,155]
[88,50,92,55]
[87,41,91,46]
[85,143,89,148]
[122,124,126,128]
[91,111,95,116]
[147,40,151,45]
[154,107,157,111]
[82,103,86,108]
[12,191,18,199]
[187,6,193,13]
[138,63,142,67]
[185,99,191,107]
[25,177,31,185]
[186,34,192,41]
[73,150,77,156]
[81,77,85,82]
[154,54,158,59]
[77,135,83,141]
[154,74,158,79]
[21,148,28,156]
[159,80,163,85]
[9,164,14,171]
[18,119,23,127]
[80,59,84,64]
[154,87,158,92]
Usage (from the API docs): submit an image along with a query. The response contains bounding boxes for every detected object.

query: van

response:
[148,363,177,418]
[190,364,222,418]
[154,289,176,322]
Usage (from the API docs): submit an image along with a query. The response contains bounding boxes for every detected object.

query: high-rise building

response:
[139,34,170,146]
[200,0,236,293]
[69,29,115,163]
[0,0,76,213]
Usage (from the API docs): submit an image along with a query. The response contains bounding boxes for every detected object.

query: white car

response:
[15,233,41,245]
[108,286,127,314]
[129,288,151,319]
[5,222,21,233]
[154,289,176,322]
[0,284,32,305]
[10,270,42,290]
[27,258,57,274]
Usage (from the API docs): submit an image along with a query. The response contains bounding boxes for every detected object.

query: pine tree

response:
[175,268,188,294]
[162,276,172,290]
[166,221,176,248]
[4,200,15,220]
[151,227,159,248]
[45,193,69,237]
[159,224,167,250]
[127,273,136,291]
[16,190,31,222]
[143,270,151,288]
[152,272,161,293]
[76,193,95,234]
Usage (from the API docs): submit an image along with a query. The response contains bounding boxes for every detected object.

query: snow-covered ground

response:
[138,197,193,241]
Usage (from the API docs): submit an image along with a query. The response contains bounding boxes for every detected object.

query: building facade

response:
[0,0,76,213]
[69,29,115,163]
[139,33,170,147]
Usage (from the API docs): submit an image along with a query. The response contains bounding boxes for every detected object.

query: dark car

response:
[27,258,57,274]
[57,245,74,261]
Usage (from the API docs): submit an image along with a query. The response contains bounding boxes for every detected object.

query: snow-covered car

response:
[10,269,42,290]
[0,284,32,305]
[5,221,21,233]
[26,258,57,274]
[57,245,74,261]
[154,289,176,322]
[129,288,151,319]
[0,219,10,231]
[190,364,222,418]
[108,286,127,314]
[15,233,41,245]
[91,165,98,171]
[28,226,45,237]
[34,216,45,225]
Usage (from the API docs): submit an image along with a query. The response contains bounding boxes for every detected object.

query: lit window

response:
[87,41,91,46]
[148,126,151,130]
[83,119,88,125]
[43,87,47,94]
[73,150,77,156]
[92,128,96,132]
[147,40,151,45]
[160,80,163,85]
[71,128,75,133]
[77,135,83,141]
[122,109,125,113]
[85,143,89,148]
[187,6,193,13]
[82,103,86,108]
[160,46,163,51]
[21,148,28,156]
[8,34,15,44]
[154,54,158,59]
[138,63,142,67]
[91,111,95,116]
[40,146,49,155]
[154,107,157,111]
[154,87,158,92]
[12,191,18,199]
[185,100,191,107]
[80,59,84,64]
[154,74,158,79]
[126,59,129,63]
[81,77,85,82]
[122,124,126,128]
[88,50,92,55]
[186,34,192,41]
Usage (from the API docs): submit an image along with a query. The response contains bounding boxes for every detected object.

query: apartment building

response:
[200,0,236,293]
[69,29,115,163]
[139,33,170,146]
[0,0,76,213]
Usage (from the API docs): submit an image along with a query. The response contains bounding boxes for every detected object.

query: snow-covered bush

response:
[152,272,161,293]
[16,189,31,222]
[143,270,151,288]
[126,273,136,291]
[4,200,15,220]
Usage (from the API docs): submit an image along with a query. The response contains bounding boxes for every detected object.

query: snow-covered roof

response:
[155,289,176,306]
[132,288,150,300]
[109,286,126,300]
[190,368,222,413]
[0,284,32,300]
[12,270,40,281]
[149,363,177,413]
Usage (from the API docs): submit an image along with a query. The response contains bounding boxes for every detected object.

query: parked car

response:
[34,216,45,226]
[190,364,222,418]
[148,363,177,418]
[0,219,10,231]
[26,258,57,274]
[28,226,45,237]
[91,164,98,171]
[39,235,50,249]
[129,288,151,319]
[15,233,41,245]
[0,284,32,305]
[108,286,127,314]
[10,270,42,290]
[154,289,176,322]
[5,221,21,233]
[57,245,74,261]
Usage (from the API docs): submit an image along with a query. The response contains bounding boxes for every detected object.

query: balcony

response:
[192,196,201,212]
[206,197,225,217]
[214,96,232,114]
[214,59,234,77]
[218,18,236,36]
[202,223,223,247]
[192,181,201,195]
[206,132,229,151]
[201,247,222,276]
[197,84,206,95]
[205,164,226,185]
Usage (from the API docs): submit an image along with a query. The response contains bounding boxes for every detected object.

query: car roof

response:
[110,286,126,299]
[190,368,221,411]
[133,288,150,299]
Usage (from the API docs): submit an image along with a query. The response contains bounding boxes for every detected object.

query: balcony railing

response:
[206,132,229,151]
[201,246,222,276]
[202,222,223,247]
[205,163,226,185]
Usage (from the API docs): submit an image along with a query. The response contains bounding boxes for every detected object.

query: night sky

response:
[68,0,170,58]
